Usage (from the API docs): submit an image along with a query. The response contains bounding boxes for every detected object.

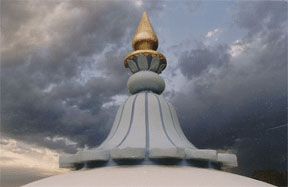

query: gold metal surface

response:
[124,12,167,71]
[124,50,166,68]
[132,12,158,51]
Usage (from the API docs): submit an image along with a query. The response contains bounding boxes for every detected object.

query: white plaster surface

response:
[127,71,165,94]
[23,165,275,187]
[59,154,76,168]
[103,95,136,149]
[217,153,238,168]
[158,96,184,147]
[59,92,238,168]
[76,149,109,162]
[185,149,217,161]
[167,102,197,149]
[148,94,175,149]
[111,147,145,159]
[118,93,146,149]
[97,103,125,149]
[149,147,185,159]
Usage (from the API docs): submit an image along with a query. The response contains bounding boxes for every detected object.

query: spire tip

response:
[132,12,158,51]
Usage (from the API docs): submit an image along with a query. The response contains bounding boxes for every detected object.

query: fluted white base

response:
[59,92,237,169]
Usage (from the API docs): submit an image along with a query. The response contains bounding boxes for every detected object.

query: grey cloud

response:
[233,1,287,39]
[179,44,230,78]
[1,0,163,153]
[1,0,286,183]
[183,1,201,12]
[2,1,137,80]
[173,1,287,175]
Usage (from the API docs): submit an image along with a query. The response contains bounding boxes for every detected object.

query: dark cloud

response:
[1,0,163,153]
[179,44,230,78]
[0,0,286,184]
[173,1,287,175]
[233,1,287,39]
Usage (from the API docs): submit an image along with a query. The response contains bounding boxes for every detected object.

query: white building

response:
[23,12,274,187]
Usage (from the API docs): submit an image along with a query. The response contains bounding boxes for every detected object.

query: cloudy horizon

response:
[1,0,287,186]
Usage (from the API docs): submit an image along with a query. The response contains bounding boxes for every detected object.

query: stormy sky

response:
[1,1,287,186]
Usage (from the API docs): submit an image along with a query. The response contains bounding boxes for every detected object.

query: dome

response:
[23,165,274,187]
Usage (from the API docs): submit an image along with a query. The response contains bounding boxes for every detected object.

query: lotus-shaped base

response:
[59,92,237,170]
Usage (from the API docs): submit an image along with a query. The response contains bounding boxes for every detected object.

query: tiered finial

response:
[124,12,167,95]
[59,12,238,171]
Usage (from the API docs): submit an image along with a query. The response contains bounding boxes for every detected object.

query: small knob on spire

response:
[132,12,158,51]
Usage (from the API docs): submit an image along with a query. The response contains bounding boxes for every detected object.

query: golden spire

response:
[124,12,166,72]
[132,12,158,51]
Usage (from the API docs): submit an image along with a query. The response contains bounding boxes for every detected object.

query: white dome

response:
[23,165,274,187]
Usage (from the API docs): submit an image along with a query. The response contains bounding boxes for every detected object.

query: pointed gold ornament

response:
[124,12,167,72]
[132,12,158,51]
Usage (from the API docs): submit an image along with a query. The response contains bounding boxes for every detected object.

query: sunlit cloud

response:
[229,39,245,57]
[0,137,68,176]
[206,28,220,38]
[204,28,222,46]
[45,136,78,147]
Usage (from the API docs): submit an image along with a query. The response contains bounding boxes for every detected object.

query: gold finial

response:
[132,12,158,51]
[124,12,166,72]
